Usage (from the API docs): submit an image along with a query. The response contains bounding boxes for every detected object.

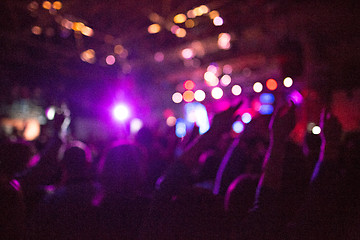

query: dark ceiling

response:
[0,0,359,116]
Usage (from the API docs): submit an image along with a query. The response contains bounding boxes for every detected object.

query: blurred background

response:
[0,0,359,143]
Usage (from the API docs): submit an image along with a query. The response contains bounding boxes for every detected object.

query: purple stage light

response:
[288,90,303,106]
[113,104,130,121]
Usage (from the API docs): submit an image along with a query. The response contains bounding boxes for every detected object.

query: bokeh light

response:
[241,113,252,124]
[232,121,244,133]
[81,26,94,37]
[183,90,195,102]
[46,106,56,120]
[209,10,219,19]
[61,19,73,29]
[231,85,242,95]
[266,79,278,91]
[204,71,219,86]
[154,52,164,62]
[259,105,274,115]
[284,77,293,87]
[175,119,186,138]
[31,26,42,35]
[199,5,209,14]
[220,75,231,86]
[182,48,194,59]
[307,122,316,132]
[80,49,96,64]
[23,120,41,141]
[174,14,187,24]
[185,19,195,28]
[175,28,187,38]
[218,33,231,50]
[259,93,275,104]
[211,87,223,99]
[114,45,124,54]
[207,64,218,74]
[184,80,195,90]
[130,118,143,134]
[213,16,223,26]
[166,116,176,127]
[42,1,51,10]
[223,64,233,74]
[105,55,116,65]
[312,125,321,135]
[113,104,130,122]
[187,10,196,18]
[53,1,62,10]
[72,22,85,32]
[148,24,161,34]
[194,90,206,102]
[172,92,183,103]
[253,82,263,93]
[28,1,39,12]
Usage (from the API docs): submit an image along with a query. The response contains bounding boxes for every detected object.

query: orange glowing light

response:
[174,14,187,24]
[184,80,195,90]
[183,91,194,102]
[148,24,161,34]
[72,22,85,31]
[185,19,195,28]
[53,1,62,10]
[114,45,124,54]
[266,79,278,91]
[31,26,42,35]
[42,1,51,9]
[175,28,186,38]
[209,10,219,19]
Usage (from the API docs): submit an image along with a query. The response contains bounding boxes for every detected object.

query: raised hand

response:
[319,108,342,144]
[210,100,243,136]
[269,101,296,143]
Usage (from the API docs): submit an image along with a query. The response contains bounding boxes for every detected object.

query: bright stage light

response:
[113,104,130,121]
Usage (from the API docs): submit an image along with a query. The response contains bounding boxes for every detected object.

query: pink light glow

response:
[106,55,116,65]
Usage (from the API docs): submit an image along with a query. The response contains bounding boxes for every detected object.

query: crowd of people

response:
[1,99,359,240]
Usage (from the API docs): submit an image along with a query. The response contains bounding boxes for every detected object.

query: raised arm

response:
[180,101,243,170]
[260,101,296,191]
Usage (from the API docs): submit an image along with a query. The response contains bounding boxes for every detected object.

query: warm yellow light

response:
[209,10,219,19]
[193,7,202,16]
[185,19,195,28]
[72,22,85,31]
[148,24,161,34]
[80,49,96,64]
[53,1,62,10]
[31,26,42,35]
[42,1,51,10]
[199,5,209,14]
[174,14,187,24]
[175,28,186,38]
[81,26,93,37]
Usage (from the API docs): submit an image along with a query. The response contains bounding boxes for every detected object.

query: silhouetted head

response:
[0,141,32,176]
[135,127,153,147]
[99,142,145,195]
[59,141,92,181]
